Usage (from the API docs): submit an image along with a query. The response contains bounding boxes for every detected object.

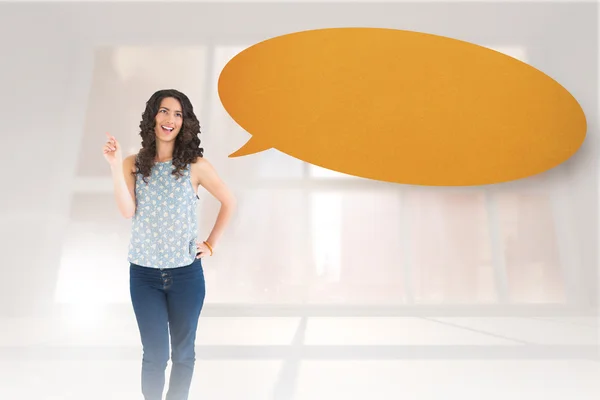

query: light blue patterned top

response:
[128,159,199,269]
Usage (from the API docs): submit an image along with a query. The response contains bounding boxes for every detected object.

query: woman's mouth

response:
[161,125,174,134]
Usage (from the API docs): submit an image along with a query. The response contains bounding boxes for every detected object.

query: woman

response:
[102,89,236,400]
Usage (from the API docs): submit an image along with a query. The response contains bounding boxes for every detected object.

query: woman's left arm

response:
[193,157,236,256]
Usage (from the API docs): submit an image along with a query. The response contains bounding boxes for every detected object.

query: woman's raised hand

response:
[103,132,123,167]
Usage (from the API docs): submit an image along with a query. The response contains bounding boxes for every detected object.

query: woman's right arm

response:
[111,155,137,219]
[103,132,136,219]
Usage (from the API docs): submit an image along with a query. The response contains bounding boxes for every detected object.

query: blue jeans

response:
[129,258,206,400]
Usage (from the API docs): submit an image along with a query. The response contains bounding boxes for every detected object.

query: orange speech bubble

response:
[218,28,587,186]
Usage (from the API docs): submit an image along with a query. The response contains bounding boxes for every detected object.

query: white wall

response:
[0,5,84,315]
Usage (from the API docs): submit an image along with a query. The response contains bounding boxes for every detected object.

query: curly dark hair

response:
[135,89,204,184]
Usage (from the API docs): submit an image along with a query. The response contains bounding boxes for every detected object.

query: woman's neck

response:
[155,141,174,162]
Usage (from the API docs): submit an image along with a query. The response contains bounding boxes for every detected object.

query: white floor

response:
[1,311,598,400]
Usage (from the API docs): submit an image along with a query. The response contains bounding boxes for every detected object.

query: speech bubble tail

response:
[229,136,272,158]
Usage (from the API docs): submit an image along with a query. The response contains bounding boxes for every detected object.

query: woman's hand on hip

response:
[195,241,212,258]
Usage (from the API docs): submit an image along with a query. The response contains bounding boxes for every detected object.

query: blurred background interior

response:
[1,1,598,399]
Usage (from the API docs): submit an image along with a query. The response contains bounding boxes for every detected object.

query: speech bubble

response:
[218,27,587,186]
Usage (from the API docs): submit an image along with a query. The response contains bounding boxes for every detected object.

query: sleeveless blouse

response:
[127,160,199,268]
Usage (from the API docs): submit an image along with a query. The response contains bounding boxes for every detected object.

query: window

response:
[58,44,569,307]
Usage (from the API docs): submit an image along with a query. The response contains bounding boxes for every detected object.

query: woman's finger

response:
[105,132,118,146]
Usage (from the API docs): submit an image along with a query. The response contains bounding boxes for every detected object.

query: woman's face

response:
[154,97,183,141]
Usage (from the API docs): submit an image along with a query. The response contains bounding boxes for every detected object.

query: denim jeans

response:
[129,257,206,400]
